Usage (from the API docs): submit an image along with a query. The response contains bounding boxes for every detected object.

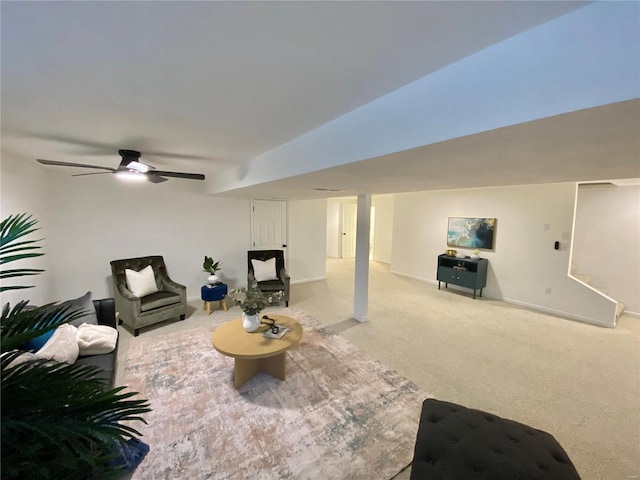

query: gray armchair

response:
[110,256,186,336]
[247,250,290,307]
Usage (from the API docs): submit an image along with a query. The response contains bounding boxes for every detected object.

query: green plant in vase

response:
[202,256,222,285]
[229,284,283,332]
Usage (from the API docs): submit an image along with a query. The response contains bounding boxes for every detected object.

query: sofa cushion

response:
[76,351,116,387]
[62,291,99,327]
[22,292,98,351]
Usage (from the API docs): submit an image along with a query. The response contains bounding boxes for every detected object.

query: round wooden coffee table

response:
[212,314,302,388]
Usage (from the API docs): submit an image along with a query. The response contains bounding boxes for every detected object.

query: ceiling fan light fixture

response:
[126,160,150,173]
[115,170,146,181]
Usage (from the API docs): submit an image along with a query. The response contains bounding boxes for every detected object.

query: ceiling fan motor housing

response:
[119,149,142,161]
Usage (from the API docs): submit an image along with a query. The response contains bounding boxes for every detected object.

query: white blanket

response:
[35,323,79,364]
[77,323,118,356]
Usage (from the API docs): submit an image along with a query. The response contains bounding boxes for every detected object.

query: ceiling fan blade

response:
[71,172,113,177]
[145,173,169,184]
[37,159,116,172]
[152,170,205,181]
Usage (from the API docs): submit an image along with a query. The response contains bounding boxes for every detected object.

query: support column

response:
[353,194,371,322]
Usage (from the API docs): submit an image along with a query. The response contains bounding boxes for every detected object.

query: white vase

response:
[207,274,219,285]
[242,312,261,332]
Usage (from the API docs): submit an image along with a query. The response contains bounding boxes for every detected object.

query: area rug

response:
[123,308,432,480]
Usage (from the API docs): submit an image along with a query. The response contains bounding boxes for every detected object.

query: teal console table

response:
[437,254,488,299]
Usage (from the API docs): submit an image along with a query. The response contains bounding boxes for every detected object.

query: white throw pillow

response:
[77,323,118,356]
[35,324,79,364]
[251,257,278,282]
[125,265,159,298]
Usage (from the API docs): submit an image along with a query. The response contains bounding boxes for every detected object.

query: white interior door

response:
[341,203,357,258]
[251,200,287,250]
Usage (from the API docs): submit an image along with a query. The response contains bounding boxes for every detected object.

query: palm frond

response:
[0,285,36,292]
[0,242,43,255]
[0,252,44,264]
[0,213,40,252]
[0,268,45,278]
[1,357,151,479]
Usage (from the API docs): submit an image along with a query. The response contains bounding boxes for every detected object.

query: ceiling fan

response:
[37,149,205,183]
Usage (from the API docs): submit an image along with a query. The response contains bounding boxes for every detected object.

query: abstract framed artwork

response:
[447,217,496,250]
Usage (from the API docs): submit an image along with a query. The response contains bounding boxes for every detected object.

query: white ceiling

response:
[3,1,637,199]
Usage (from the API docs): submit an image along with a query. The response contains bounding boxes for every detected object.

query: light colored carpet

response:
[123,308,430,480]
[115,258,640,480]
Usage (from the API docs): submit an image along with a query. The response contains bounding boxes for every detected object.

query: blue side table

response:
[201,283,228,315]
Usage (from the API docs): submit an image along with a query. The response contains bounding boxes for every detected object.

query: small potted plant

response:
[203,256,222,285]
[229,284,283,332]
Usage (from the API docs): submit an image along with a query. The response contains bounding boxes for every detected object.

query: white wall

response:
[0,154,55,306]
[573,183,640,315]
[288,199,327,283]
[326,198,341,258]
[371,194,394,263]
[392,182,628,326]
[42,171,251,302]
[1,158,332,309]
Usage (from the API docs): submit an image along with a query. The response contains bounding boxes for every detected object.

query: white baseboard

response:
[291,276,326,285]
[391,269,618,327]
[502,297,614,328]
[390,270,433,284]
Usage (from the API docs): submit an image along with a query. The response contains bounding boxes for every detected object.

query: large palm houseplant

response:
[1,213,151,479]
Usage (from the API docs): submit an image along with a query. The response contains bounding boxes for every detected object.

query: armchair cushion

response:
[251,257,278,282]
[140,291,182,312]
[254,279,285,292]
[125,265,159,298]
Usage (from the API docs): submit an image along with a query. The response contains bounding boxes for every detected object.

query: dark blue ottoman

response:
[201,283,227,315]
[411,399,581,480]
